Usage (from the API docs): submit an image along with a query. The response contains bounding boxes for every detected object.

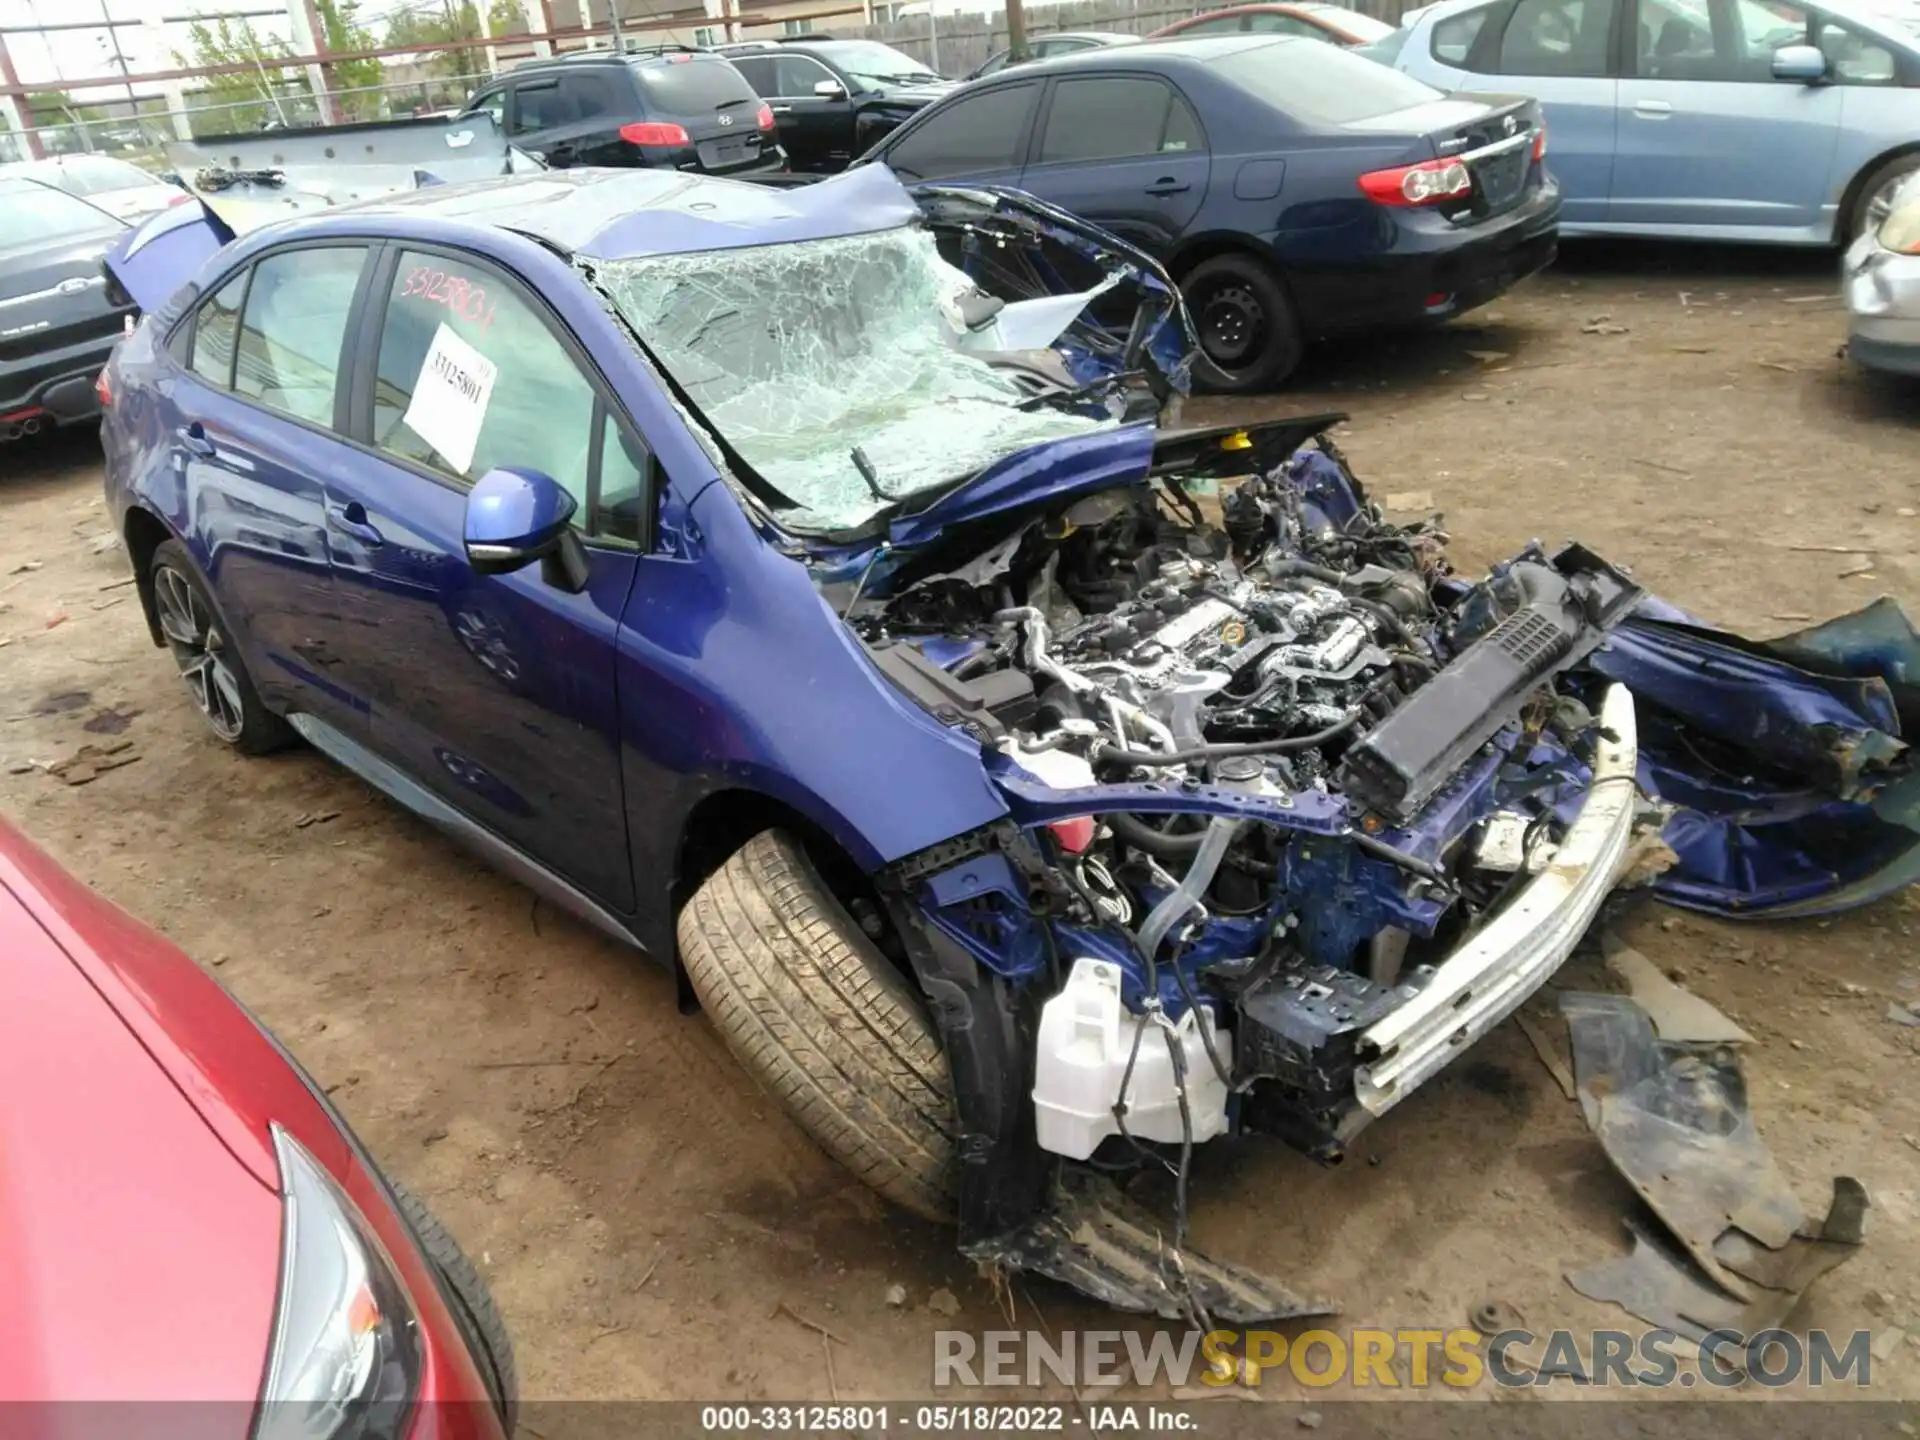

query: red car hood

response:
[0,860,279,1406]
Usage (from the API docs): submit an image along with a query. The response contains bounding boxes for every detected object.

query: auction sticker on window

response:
[403,322,498,474]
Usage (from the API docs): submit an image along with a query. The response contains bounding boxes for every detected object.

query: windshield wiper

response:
[1016,369,1147,412]
[852,445,892,501]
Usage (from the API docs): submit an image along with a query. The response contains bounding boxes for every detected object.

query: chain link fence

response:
[4,0,1413,163]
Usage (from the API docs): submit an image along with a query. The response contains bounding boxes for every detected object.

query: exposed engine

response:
[853,422,1645,1163]
[858,432,1634,811]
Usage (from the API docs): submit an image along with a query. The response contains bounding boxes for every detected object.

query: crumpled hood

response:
[886,423,1157,547]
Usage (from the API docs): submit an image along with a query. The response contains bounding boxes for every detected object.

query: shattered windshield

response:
[597,225,1110,529]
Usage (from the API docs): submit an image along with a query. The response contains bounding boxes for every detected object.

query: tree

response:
[383,2,488,89]
[174,17,298,134]
[313,0,387,117]
[488,0,529,37]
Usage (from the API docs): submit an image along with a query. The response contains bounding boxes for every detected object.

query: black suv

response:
[713,39,955,172]
[460,47,783,176]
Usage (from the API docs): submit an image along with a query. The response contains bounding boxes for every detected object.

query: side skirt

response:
[286,713,645,954]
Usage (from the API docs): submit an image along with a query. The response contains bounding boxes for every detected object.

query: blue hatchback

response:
[1374,0,1920,242]
[98,161,1920,1324]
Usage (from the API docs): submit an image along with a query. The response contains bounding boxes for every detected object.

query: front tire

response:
[677,830,957,1221]
[1184,252,1304,394]
[149,539,294,754]
[387,1178,518,1434]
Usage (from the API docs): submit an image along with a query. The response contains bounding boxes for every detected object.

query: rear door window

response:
[1498,0,1619,74]
[233,246,367,427]
[1037,77,1206,162]
[512,79,577,133]
[730,55,777,94]
[557,70,626,120]
[189,271,248,389]
[884,82,1038,179]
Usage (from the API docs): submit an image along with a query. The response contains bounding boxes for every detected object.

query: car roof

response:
[507,45,734,74]
[982,32,1306,73]
[317,162,921,260]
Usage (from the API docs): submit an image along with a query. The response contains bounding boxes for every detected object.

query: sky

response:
[0,0,429,94]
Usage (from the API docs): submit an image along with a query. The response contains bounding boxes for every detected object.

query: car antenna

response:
[851,445,890,501]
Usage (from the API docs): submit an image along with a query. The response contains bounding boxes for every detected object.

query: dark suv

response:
[460,47,782,176]
[714,39,954,172]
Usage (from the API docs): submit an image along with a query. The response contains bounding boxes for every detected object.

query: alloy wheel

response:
[1862,172,1916,239]
[153,565,246,742]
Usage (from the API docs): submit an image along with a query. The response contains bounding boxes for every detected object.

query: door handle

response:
[1144,177,1191,196]
[327,502,384,548]
[177,422,215,459]
[1633,99,1674,117]
[770,104,794,114]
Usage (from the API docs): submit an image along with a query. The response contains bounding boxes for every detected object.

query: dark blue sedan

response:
[861,34,1561,390]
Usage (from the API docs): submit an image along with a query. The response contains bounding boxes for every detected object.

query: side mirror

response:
[813,78,848,99]
[464,467,590,592]
[1771,43,1827,82]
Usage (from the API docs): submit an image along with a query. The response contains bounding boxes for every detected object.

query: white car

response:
[1,155,187,225]
[1846,170,1920,375]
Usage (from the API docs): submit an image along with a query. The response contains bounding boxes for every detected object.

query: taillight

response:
[1532,122,1547,161]
[619,120,691,146]
[756,102,775,131]
[1357,157,1473,207]
[94,369,113,408]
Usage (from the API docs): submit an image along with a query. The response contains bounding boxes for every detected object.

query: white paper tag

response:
[401,322,497,475]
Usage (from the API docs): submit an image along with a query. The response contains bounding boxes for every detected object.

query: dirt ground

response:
[3,239,1918,1412]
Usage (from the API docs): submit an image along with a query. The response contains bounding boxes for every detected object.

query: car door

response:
[1472,0,1623,224]
[323,243,642,913]
[875,80,1041,185]
[1014,75,1209,256]
[769,53,859,170]
[157,245,373,736]
[1613,0,1842,233]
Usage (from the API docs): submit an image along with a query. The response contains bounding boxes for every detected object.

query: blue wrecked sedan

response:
[100,163,1920,1321]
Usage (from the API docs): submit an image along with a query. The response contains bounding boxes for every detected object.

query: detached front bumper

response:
[1355,683,1639,1116]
